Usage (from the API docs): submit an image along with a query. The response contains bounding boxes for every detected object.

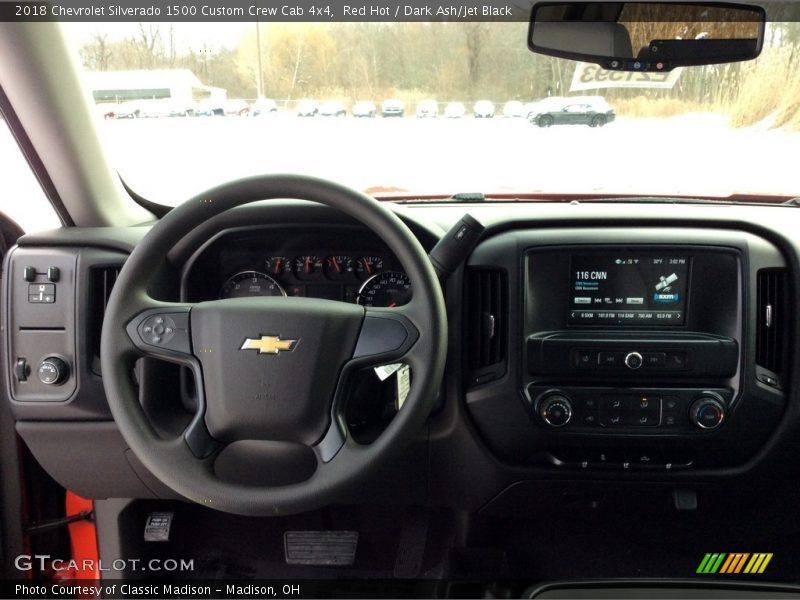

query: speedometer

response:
[356,271,411,307]
[219,271,286,299]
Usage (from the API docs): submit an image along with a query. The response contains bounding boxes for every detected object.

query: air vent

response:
[465,268,507,385]
[88,265,121,375]
[756,269,786,375]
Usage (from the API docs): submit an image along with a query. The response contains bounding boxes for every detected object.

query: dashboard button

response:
[600,397,631,426]
[624,351,643,370]
[634,395,659,411]
[633,413,659,427]
[643,352,666,367]
[598,351,623,367]
[574,349,595,368]
[581,413,599,426]
[665,351,689,370]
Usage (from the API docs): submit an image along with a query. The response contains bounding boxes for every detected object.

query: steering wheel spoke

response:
[351,306,419,366]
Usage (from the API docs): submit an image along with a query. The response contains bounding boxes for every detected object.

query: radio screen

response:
[568,254,690,325]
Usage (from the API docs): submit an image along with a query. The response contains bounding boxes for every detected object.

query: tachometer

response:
[357,271,411,307]
[219,271,286,299]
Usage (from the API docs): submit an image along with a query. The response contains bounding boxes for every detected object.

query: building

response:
[86,69,226,106]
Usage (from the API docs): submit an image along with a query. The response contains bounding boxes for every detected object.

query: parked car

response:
[415,99,438,118]
[529,96,615,127]
[320,100,348,117]
[295,99,319,117]
[502,100,526,118]
[224,99,250,116]
[194,100,225,116]
[109,100,142,119]
[444,101,466,118]
[250,98,279,116]
[95,103,119,119]
[380,98,404,117]
[352,100,377,118]
[473,100,496,118]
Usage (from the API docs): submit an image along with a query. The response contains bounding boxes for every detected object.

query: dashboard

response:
[2,200,798,514]
[183,226,411,308]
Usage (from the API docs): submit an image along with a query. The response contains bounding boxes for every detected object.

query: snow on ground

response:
[2,112,798,233]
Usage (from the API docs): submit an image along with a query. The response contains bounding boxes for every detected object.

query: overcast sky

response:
[63,22,253,52]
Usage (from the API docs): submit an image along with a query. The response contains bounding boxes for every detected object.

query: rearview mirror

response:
[528,2,766,71]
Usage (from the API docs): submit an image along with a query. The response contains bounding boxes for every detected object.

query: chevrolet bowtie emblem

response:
[240,335,298,355]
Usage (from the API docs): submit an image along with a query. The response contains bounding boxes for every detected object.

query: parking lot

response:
[104,113,799,204]
[3,112,799,233]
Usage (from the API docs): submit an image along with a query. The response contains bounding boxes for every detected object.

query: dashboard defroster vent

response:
[465,268,507,386]
[88,265,121,375]
[756,269,786,376]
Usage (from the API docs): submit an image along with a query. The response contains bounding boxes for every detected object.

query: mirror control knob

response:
[38,357,69,385]
[539,394,572,427]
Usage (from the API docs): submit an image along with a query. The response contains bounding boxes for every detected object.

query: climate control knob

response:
[538,394,572,428]
[38,357,69,386]
[689,396,726,430]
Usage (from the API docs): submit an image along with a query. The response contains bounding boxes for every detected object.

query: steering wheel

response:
[101,175,447,516]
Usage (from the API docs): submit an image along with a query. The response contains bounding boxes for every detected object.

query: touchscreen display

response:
[568,254,689,325]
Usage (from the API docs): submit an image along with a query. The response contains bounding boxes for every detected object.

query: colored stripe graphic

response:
[758,554,773,573]
[733,553,750,573]
[719,554,736,574]
[697,553,713,573]
[698,553,772,574]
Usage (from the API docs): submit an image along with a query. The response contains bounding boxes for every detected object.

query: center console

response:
[464,228,787,473]
[525,246,740,442]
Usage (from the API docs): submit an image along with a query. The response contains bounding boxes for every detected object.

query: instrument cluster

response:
[217,253,411,308]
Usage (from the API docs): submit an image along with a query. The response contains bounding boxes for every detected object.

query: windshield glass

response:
[65,19,800,203]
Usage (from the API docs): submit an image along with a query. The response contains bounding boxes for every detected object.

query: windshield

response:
[65,19,800,204]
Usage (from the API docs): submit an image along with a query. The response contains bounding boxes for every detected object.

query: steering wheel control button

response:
[690,397,726,430]
[38,357,69,385]
[134,310,192,355]
[539,394,572,427]
[624,351,644,370]
[142,315,176,345]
